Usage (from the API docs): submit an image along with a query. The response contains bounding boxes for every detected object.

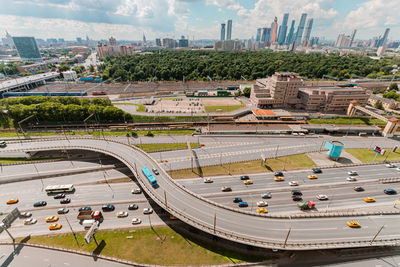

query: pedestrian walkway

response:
[307,151,362,167]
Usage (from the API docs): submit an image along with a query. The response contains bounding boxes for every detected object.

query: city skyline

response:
[0,0,399,41]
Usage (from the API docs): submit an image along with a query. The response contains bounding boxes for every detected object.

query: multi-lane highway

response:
[1,137,400,250]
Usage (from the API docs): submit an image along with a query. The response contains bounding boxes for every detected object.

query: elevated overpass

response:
[3,137,400,250]
[0,72,60,95]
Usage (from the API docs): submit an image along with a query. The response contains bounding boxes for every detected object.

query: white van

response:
[82,219,95,229]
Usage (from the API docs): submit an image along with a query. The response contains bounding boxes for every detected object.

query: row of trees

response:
[1,96,112,108]
[98,50,400,82]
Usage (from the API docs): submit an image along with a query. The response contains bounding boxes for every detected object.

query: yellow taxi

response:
[243,180,253,185]
[274,176,285,182]
[308,175,318,179]
[6,198,19,204]
[48,223,62,230]
[347,221,361,228]
[363,197,376,203]
[256,208,268,214]
[45,216,59,222]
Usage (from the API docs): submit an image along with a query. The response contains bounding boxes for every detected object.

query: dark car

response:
[53,193,65,199]
[384,188,397,195]
[102,204,115,212]
[240,175,250,180]
[152,168,159,175]
[312,168,322,174]
[233,197,242,203]
[238,202,248,207]
[57,208,69,214]
[128,204,139,210]
[33,201,47,207]
[60,198,71,204]
[79,206,92,212]
[261,192,272,199]
[292,195,302,201]
[274,171,284,177]
[221,186,232,192]
[291,190,303,196]
[354,186,364,192]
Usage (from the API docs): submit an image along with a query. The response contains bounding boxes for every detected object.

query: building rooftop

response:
[253,109,277,116]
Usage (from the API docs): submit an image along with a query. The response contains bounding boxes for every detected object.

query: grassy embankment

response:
[346,148,400,162]
[308,117,387,126]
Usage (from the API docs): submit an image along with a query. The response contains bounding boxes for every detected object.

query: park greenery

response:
[98,50,400,82]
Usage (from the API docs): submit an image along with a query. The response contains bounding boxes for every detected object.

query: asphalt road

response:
[2,138,400,250]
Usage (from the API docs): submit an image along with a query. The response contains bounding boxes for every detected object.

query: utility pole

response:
[370,225,385,245]
[275,145,279,159]
[213,213,216,234]
[283,156,288,171]
[283,228,291,248]
[164,190,167,209]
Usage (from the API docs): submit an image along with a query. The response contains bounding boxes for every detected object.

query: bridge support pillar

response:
[382,118,399,137]
[347,100,359,116]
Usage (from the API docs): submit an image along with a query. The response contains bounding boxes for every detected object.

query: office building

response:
[220,23,226,41]
[162,38,176,48]
[285,20,295,45]
[270,17,279,43]
[109,36,117,46]
[277,13,289,45]
[261,28,272,46]
[214,40,241,51]
[349,29,357,47]
[377,46,386,57]
[17,62,48,74]
[377,28,390,47]
[12,37,42,62]
[256,28,262,42]
[2,31,14,48]
[178,36,189,48]
[335,33,353,47]
[226,19,232,40]
[294,13,307,45]
[303,18,313,42]
[62,70,77,81]
[76,37,83,44]
[155,38,161,46]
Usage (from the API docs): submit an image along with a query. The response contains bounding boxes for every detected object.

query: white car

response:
[24,218,37,225]
[346,176,357,182]
[143,208,153,214]
[347,171,358,176]
[386,163,396,168]
[131,218,142,224]
[131,188,141,194]
[316,194,328,200]
[396,167,400,171]
[203,178,213,183]
[20,212,32,218]
[257,201,268,207]
[117,211,128,218]
[288,181,299,186]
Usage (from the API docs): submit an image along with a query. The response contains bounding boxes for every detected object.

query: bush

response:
[145,131,154,137]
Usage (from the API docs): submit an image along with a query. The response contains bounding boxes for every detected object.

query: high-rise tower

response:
[220,23,226,41]
[294,13,307,45]
[226,19,232,40]
[303,18,313,42]
[271,17,279,43]
[277,13,289,45]
[285,20,296,45]
[256,28,262,42]
[349,29,357,47]
[378,28,390,47]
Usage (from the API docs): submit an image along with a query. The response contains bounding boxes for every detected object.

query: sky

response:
[0,0,398,41]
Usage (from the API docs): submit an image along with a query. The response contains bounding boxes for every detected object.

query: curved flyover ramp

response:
[4,137,400,250]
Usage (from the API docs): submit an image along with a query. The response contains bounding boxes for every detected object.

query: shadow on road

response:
[91,240,106,261]
[191,150,203,177]
[0,235,30,267]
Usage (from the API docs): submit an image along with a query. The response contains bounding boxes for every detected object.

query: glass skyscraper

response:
[12,37,42,62]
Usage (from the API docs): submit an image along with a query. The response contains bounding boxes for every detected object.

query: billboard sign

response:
[373,146,386,156]
[84,220,99,244]
[2,208,20,228]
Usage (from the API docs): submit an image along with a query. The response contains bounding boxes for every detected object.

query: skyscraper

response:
[294,13,307,45]
[377,28,390,47]
[2,31,15,48]
[277,13,289,45]
[285,20,296,45]
[12,36,42,62]
[220,23,226,41]
[226,19,232,40]
[256,28,262,42]
[270,17,279,43]
[261,28,272,46]
[303,18,313,42]
[349,29,357,47]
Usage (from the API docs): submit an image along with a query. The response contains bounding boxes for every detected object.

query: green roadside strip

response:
[346,148,400,162]
[0,157,60,164]
[19,226,269,265]
[308,117,387,126]
[204,104,245,113]
[168,154,316,179]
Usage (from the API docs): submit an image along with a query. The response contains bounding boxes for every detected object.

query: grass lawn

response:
[0,157,59,164]
[134,143,199,152]
[168,154,315,179]
[113,103,146,112]
[204,104,245,113]
[20,226,267,265]
[346,148,400,162]
[308,117,387,126]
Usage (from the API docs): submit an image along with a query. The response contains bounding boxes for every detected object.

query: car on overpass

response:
[289,181,299,186]
[33,201,47,207]
[274,176,285,182]
[316,194,328,200]
[256,208,268,214]
[221,186,232,192]
[24,218,37,225]
[238,202,248,207]
[243,180,253,185]
[6,198,19,204]
[48,223,62,230]
[312,168,322,174]
[307,175,318,179]
[363,197,376,203]
[384,188,397,195]
[240,175,250,180]
[347,221,361,228]
[19,212,32,218]
[152,168,159,175]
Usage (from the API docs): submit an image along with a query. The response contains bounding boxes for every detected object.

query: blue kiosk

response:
[325,141,344,161]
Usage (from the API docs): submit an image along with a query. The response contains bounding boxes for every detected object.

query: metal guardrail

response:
[4,136,400,250]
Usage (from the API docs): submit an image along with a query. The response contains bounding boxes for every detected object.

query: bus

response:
[45,184,75,194]
[141,167,157,187]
